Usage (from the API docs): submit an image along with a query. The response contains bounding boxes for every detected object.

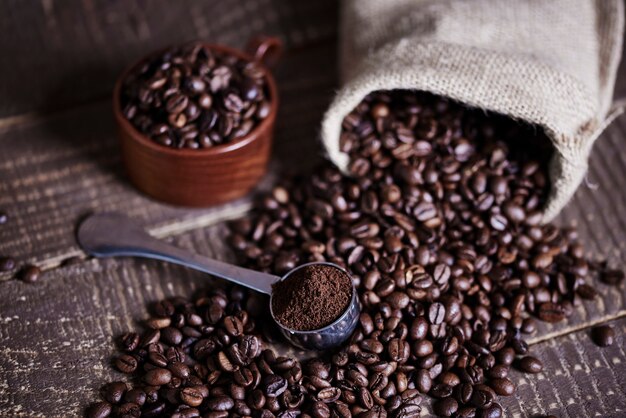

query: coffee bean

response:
[180,387,204,407]
[169,361,191,379]
[124,389,146,406]
[413,339,434,357]
[537,302,565,323]
[162,326,183,345]
[489,378,514,396]
[0,211,7,224]
[263,374,288,397]
[0,256,16,272]
[457,406,478,418]
[517,356,543,374]
[601,269,624,285]
[101,381,127,404]
[591,325,615,347]
[478,403,503,418]
[120,332,140,352]
[86,401,112,418]
[206,396,235,411]
[311,400,330,418]
[20,265,41,283]
[114,354,137,374]
[429,303,446,324]
[434,397,458,417]
[143,368,172,385]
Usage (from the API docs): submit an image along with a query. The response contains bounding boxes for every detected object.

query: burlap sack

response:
[321,0,624,221]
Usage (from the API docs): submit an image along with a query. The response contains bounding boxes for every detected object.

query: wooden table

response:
[0,1,624,417]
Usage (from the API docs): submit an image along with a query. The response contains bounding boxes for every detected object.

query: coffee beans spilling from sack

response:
[88,91,621,417]
[120,42,271,149]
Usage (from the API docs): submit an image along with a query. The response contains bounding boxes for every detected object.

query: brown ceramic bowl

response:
[113,37,281,207]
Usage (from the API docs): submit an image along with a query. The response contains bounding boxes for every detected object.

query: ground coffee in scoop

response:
[271,264,352,331]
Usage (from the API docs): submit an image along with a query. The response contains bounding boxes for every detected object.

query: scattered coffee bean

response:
[20,265,41,283]
[517,356,543,374]
[591,325,615,347]
[121,42,271,149]
[601,269,624,285]
[0,256,16,272]
[434,397,458,417]
[101,381,127,404]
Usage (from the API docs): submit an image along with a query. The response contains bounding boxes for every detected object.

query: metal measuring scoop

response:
[77,213,360,351]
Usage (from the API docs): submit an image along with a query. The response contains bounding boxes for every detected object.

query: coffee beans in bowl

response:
[120,42,271,149]
[113,37,281,206]
[271,263,353,331]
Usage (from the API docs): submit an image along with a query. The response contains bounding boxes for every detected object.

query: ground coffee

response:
[271,264,352,331]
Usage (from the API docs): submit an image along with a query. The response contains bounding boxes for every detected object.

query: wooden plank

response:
[0,0,337,118]
[0,41,337,280]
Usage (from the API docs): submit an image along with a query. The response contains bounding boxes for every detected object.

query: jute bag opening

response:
[321,0,624,221]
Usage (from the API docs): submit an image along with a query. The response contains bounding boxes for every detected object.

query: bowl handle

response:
[247,36,283,68]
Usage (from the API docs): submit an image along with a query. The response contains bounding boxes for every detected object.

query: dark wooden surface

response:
[0,1,625,417]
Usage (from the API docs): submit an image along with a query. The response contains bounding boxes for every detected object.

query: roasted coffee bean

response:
[116,402,140,417]
[101,381,127,404]
[434,397,458,417]
[591,325,615,347]
[537,303,566,323]
[478,402,503,418]
[0,256,16,272]
[457,406,478,418]
[20,265,41,283]
[263,374,288,397]
[120,332,140,352]
[601,269,624,285]
[0,211,7,224]
[121,42,271,149]
[114,354,138,374]
[311,400,330,418]
[124,389,146,406]
[415,369,433,393]
[206,396,235,411]
[517,356,543,374]
[489,378,514,396]
[86,401,112,418]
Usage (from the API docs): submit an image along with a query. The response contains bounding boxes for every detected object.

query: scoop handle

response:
[76,213,278,295]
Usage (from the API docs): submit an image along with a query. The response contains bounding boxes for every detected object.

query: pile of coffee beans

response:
[121,42,271,149]
[88,91,622,417]
[271,264,353,331]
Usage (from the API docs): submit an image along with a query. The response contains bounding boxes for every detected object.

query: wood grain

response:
[0,0,337,118]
